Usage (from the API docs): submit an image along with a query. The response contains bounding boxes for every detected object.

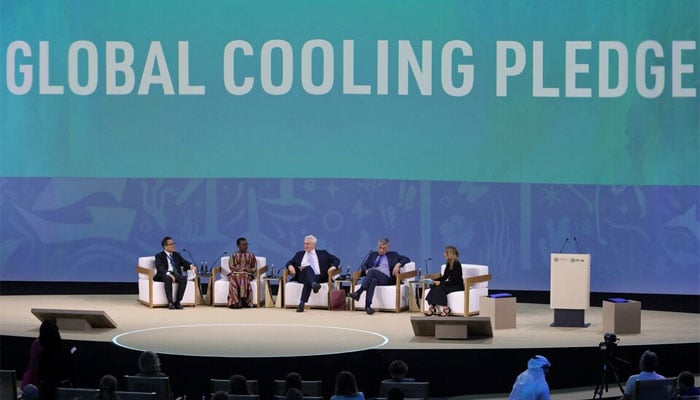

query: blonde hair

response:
[445,246,459,268]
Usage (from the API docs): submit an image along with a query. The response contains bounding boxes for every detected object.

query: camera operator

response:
[618,350,664,400]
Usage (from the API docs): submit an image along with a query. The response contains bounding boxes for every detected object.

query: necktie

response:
[168,254,179,275]
[374,255,382,267]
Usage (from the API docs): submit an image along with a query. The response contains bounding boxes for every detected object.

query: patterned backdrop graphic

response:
[1,177,697,294]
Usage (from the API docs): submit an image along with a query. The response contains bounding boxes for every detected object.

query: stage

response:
[1,295,698,399]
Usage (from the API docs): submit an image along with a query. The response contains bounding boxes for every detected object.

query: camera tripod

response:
[592,357,625,399]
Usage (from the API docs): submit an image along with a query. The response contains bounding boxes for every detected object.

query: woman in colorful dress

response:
[228,237,258,308]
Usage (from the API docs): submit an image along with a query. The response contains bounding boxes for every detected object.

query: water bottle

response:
[204,261,209,274]
[270,264,276,278]
[417,268,422,280]
[346,266,350,279]
[200,261,205,273]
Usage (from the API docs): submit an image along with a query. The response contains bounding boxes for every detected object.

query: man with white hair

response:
[508,355,551,400]
[286,235,340,312]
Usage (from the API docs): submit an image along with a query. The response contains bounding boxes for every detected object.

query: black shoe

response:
[347,292,360,301]
[168,303,176,310]
[366,306,375,315]
[296,304,305,312]
[312,283,321,293]
[175,302,183,310]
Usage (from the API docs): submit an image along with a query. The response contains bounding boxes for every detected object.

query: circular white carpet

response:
[112,323,388,357]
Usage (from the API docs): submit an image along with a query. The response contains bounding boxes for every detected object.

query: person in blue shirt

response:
[620,350,664,400]
[331,371,364,400]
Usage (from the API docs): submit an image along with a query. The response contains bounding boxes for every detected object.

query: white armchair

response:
[211,256,267,307]
[282,267,341,310]
[136,256,196,308]
[422,263,491,316]
[352,261,417,312]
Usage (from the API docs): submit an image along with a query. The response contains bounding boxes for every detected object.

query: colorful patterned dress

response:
[228,252,257,307]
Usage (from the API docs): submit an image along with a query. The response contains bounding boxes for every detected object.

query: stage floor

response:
[0,295,698,358]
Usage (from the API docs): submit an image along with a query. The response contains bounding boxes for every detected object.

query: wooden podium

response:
[550,253,590,327]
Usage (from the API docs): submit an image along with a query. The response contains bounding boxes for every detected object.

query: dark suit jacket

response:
[286,249,340,283]
[155,251,192,277]
[361,251,410,283]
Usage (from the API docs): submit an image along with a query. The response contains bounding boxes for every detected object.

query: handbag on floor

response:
[330,289,347,311]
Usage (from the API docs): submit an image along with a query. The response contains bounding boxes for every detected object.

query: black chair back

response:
[210,379,258,395]
[227,396,258,400]
[58,388,156,400]
[272,380,322,396]
[633,378,676,400]
[125,376,171,400]
[0,370,17,400]
[379,382,429,400]
[117,391,157,400]
[56,388,96,400]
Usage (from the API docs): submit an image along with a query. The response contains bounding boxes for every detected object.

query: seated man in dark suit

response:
[349,237,410,315]
[154,236,197,309]
[286,234,340,312]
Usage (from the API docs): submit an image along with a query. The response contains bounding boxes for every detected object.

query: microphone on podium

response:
[558,238,569,253]
[573,237,583,253]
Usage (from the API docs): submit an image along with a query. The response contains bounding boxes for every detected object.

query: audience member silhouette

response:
[508,355,551,400]
[94,375,118,400]
[229,375,251,395]
[136,351,167,377]
[211,391,229,400]
[21,320,75,400]
[386,387,404,400]
[676,371,700,397]
[331,371,364,400]
[284,372,302,393]
[620,350,664,400]
[285,388,303,400]
[382,360,414,383]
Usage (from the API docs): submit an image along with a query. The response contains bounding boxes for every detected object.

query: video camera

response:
[598,332,619,359]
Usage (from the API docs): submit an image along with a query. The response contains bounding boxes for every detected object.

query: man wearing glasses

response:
[155,237,197,309]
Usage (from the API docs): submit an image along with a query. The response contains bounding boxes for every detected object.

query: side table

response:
[263,276,282,308]
[602,299,641,334]
[408,280,425,312]
[194,272,212,306]
[480,296,516,329]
